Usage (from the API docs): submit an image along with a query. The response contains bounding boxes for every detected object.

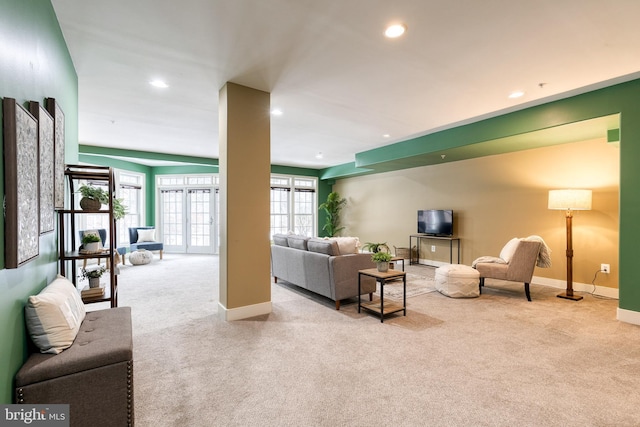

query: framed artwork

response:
[29,101,55,234]
[46,98,65,209]
[3,98,40,268]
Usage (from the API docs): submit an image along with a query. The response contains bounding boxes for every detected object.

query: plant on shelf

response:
[78,184,127,220]
[81,233,102,253]
[371,251,393,272]
[362,242,390,253]
[318,191,346,237]
[81,265,106,279]
[81,265,106,288]
[81,233,101,245]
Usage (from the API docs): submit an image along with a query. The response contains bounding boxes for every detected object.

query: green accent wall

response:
[0,0,78,404]
[78,147,330,233]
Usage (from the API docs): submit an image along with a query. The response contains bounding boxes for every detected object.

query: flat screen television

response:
[417,209,453,236]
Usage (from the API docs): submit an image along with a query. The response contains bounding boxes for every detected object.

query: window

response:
[270,176,317,239]
[161,189,184,246]
[116,171,144,245]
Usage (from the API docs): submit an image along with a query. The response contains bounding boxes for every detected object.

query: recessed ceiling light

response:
[385,23,407,38]
[149,79,169,88]
[271,108,283,116]
[508,91,525,99]
[383,134,390,138]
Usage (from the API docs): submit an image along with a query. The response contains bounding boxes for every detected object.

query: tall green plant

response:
[318,192,347,237]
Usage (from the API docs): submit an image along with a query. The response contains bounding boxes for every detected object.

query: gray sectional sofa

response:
[271,234,377,309]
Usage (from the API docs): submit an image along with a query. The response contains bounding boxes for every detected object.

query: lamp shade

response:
[548,189,592,210]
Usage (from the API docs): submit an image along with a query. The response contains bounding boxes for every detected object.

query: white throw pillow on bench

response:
[25,275,86,354]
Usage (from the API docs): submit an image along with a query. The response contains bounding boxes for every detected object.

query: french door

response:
[160,187,218,254]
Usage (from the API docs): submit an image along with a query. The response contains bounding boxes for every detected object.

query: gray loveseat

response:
[271,234,377,309]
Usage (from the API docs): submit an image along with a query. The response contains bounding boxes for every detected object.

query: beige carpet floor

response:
[114,254,640,427]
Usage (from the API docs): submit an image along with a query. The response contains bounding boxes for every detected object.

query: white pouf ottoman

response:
[128,249,153,266]
[435,264,480,298]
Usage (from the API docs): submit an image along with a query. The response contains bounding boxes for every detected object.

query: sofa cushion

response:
[272,234,289,247]
[25,275,87,354]
[308,238,340,256]
[287,235,310,250]
[328,236,360,254]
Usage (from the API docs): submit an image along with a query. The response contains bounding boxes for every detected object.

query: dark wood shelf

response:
[59,165,118,308]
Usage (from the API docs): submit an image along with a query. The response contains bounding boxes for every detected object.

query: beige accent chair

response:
[474,240,542,301]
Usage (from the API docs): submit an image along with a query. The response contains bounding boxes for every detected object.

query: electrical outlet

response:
[431,245,436,252]
[601,263,610,274]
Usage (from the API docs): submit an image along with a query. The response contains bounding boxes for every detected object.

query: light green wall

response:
[79,147,329,232]
[0,0,78,404]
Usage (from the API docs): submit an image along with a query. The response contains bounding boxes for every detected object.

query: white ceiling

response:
[51,0,640,169]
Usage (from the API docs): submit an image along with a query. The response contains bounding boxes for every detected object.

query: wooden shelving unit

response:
[58,165,118,307]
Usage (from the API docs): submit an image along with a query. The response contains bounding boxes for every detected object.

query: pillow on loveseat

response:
[327,237,360,254]
[25,275,86,354]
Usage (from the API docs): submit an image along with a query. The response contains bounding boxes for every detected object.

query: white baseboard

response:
[218,300,272,321]
[531,275,619,299]
[616,308,640,326]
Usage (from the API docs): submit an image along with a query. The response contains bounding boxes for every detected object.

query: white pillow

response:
[499,238,521,263]
[137,229,156,242]
[328,237,361,254]
[25,275,86,354]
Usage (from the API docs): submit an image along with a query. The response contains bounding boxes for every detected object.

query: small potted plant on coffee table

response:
[372,251,393,272]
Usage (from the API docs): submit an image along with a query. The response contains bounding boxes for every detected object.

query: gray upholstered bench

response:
[15,307,134,427]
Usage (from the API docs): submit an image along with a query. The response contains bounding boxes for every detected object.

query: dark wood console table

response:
[409,235,460,266]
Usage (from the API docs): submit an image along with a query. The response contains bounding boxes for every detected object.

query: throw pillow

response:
[328,237,360,254]
[137,229,156,242]
[25,275,86,354]
[499,237,521,263]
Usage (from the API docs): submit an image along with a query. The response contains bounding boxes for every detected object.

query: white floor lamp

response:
[548,189,592,301]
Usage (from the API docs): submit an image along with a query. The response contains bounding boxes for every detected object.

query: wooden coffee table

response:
[358,268,407,322]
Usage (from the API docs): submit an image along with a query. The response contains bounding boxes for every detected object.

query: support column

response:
[218,82,271,320]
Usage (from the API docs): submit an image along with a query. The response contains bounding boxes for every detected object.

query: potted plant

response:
[318,191,346,237]
[362,242,390,254]
[81,233,102,253]
[372,251,393,272]
[81,265,106,288]
[78,184,127,220]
